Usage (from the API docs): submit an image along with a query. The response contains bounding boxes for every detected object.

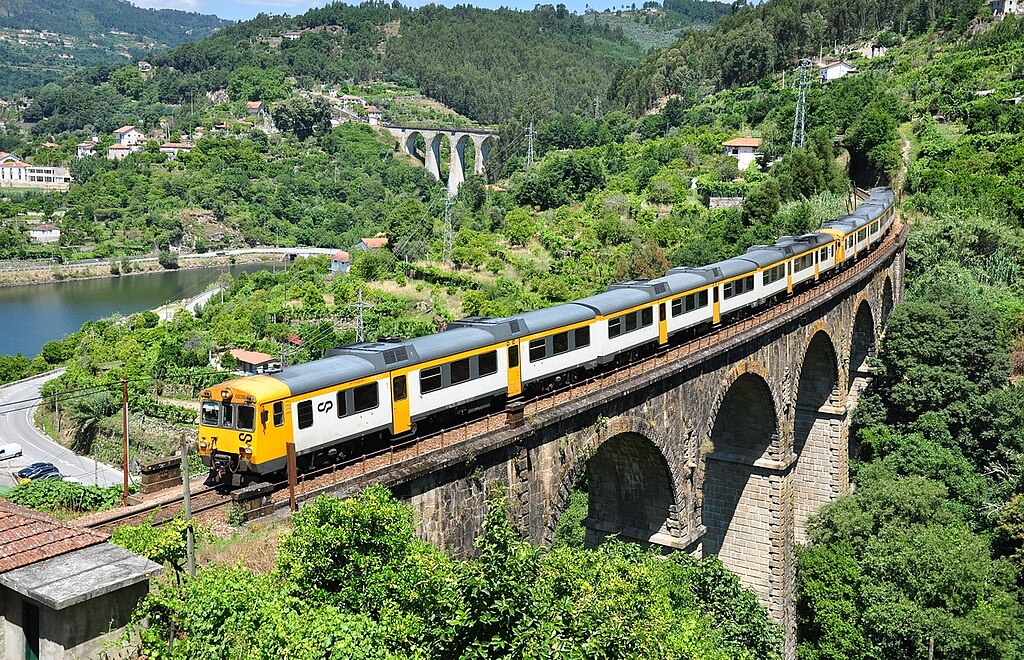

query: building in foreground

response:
[0,501,162,660]
[721,137,763,170]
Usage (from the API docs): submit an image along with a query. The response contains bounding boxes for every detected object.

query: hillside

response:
[0,0,227,43]
[0,0,228,97]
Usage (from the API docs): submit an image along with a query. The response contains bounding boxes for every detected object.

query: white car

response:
[0,443,23,461]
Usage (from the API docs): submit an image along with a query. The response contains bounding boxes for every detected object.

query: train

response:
[198,187,896,485]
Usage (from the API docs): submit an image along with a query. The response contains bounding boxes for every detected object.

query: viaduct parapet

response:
[382,125,498,195]
[314,225,907,658]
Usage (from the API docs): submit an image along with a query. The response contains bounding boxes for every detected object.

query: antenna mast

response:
[791,58,811,149]
[442,193,455,265]
[346,287,375,343]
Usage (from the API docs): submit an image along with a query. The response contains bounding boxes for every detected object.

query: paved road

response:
[0,370,123,487]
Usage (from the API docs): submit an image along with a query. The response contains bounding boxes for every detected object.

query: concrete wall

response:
[1,582,148,660]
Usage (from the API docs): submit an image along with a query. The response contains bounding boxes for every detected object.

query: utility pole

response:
[286,441,298,512]
[346,287,375,343]
[526,121,535,170]
[594,94,600,119]
[442,193,454,265]
[180,434,196,577]
[121,377,129,507]
[791,58,811,149]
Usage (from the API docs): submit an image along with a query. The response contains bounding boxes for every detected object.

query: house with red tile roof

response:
[331,250,351,272]
[355,237,388,251]
[229,348,279,374]
[0,501,161,659]
[112,125,145,146]
[722,137,763,170]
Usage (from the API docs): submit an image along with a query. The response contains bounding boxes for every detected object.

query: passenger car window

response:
[420,367,442,393]
[450,358,471,384]
[354,383,378,412]
[478,351,498,376]
[297,400,314,429]
[529,338,547,362]
[222,403,234,428]
[273,401,284,427]
[574,327,590,347]
[552,332,569,355]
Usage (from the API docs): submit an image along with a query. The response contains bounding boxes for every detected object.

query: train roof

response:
[271,354,380,396]
[448,316,525,341]
[671,257,754,282]
[647,271,709,295]
[573,288,654,315]
[517,304,595,334]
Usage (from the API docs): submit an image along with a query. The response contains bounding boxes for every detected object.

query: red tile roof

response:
[360,237,388,249]
[229,349,276,365]
[722,137,763,148]
[332,250,350,262]
[31,224,58,231]
[0,501,108,573]
[113,125,137,134]
[246,101,264,109]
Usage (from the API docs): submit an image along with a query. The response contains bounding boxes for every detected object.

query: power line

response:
[442,193,455,266]
[791,58,811,149]
[526,120,535,169]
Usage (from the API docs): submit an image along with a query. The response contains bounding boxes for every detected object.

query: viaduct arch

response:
[312,225,907,659]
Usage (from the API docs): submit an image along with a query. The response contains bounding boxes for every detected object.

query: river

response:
[0,264,279,357]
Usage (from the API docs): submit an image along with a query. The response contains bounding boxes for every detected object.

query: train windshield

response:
[201,401,220,426]
[237,405,256,431]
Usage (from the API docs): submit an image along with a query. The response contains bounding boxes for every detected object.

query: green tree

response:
[271,96,332,140]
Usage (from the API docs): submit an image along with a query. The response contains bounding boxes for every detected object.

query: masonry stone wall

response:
[355,231,906,660]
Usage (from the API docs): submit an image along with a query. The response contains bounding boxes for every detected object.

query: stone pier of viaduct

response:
[320,225,906,658]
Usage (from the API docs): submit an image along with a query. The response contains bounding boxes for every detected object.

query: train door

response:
[658,303,668,345]
[712,287,721,324]
[391,373,410,434]
[786,260,793,294]
[507,344,522,397]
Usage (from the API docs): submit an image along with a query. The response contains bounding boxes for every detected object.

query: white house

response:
[340,94,366,107]
[106,144,133,160]
[366,105,382,125]
[354,237,388,251]
[0,153,72,190]
[159,142,193,159]
[989,0,1024,15]
[721,137,763,171]
[76,141,96,158]
[283,31,302,40]
[819,61,858,82]
[28,223,60,243]
[112,125,145,146]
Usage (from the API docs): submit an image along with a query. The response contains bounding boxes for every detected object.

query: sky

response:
[132,0,605,21]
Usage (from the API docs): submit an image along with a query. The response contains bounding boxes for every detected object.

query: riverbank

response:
[0,252,293,288]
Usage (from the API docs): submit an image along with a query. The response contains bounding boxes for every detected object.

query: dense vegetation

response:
[125,486,780,659]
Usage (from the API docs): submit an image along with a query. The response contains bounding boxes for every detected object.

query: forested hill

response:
[150,3,646,124]
[0,0,228,44]
[610,0,986,113]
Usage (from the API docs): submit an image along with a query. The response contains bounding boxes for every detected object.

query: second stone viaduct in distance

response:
[382,124,499,195]
[319,223,907,660]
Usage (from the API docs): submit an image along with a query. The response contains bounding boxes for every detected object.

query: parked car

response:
[0,443,22,461]
[16,462,51,479]
[17,463,60,482]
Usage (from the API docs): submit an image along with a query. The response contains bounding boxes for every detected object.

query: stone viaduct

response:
[308,224,906,658]
[383,125,498,195]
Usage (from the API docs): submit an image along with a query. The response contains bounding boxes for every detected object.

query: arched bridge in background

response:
[234,221,906,659]
[382,125,499,195]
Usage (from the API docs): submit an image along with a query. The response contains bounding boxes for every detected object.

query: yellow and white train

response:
[199,187,896,485]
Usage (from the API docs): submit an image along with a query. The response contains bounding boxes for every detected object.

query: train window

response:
[508,345,520,368]
[743,276,754,292]
[420,366,442,393]
[224,403,236,428]
[624,313,638,332]
[641,307,653,327]
[552,332,569,355]
[201,401,220,427]
[609,317,622,338]
[297,400,314,429]
[575,326,590,348]
[529,338,547,361]
[336,391,348,417]
[713,287,720,304]
[671,298,683,317]
[237,405,255,432]
[393,375,407,401]
[723,281,734,299]
[795,254,814,272]
[354,384,378,412]
[819,248,828,261]
[763,265,785,285]
[479,351,498,376]
[273,401,284,427]
[450,358,471,384]
[699,290,708,307]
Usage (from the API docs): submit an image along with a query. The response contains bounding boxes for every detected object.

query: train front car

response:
[198,375,290,486]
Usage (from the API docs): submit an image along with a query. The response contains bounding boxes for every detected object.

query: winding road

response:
[0,369,123,487]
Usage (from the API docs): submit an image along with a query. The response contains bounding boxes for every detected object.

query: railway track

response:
[79,220,906,532]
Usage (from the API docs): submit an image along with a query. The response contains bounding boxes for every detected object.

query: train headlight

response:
[240,447,253,458]
[198,439,208,450]
[220,388,233,400]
